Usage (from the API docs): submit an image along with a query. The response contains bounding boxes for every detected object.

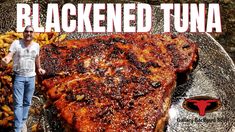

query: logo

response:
[183,96,222,116]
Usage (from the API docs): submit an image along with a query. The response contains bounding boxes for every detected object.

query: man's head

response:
[23,25,34,42]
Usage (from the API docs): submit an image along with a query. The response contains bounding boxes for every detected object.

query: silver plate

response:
[151,6,235,132]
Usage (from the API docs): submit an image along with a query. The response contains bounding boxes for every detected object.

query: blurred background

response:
[0,0,234,62]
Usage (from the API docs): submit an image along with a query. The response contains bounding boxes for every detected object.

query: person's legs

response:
[13,75,25,132]
[22,76,35,122]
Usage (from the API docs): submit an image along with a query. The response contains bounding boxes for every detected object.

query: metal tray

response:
[151,6,235,132]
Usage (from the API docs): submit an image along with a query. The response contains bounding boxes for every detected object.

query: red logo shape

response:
[183,96,222,116]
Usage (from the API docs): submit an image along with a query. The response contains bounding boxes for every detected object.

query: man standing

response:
[1,26,45,132]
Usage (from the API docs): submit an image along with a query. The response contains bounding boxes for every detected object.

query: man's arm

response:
[1,52,14,66]
[36,55,46,75]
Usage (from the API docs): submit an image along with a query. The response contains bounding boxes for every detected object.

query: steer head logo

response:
[183,96,222,116]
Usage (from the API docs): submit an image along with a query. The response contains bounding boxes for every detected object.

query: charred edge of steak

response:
[109,46,125,58]
[65,90,94,105]
[126,52,151,74]
[76,63,87,74]
[133,90,149,99]
[111,37,128,44]
[96,37,128,46]
[165,36,199,73]
[49,44,61,55]
[124,48,162,74]
[130,76,148,85]
[166,44,180,68]
[128,99,135,110]
[108,93,125,109]
[44,105,65,131]
[95,68,106,77]
[67,48,80,61]
[84,44,105,55]
[96,106,113,118]
[175,52,198,86]
[175,54,198,86]
[150,81,161,89]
